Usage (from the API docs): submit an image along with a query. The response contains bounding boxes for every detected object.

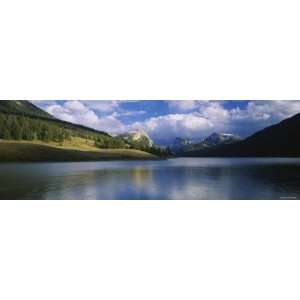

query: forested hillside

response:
[0,100,54,119]
[0,101,171,156]
[0,112,128,148]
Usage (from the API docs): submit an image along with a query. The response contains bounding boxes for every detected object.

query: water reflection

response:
[0,158,300,199]
[132,168,152,187]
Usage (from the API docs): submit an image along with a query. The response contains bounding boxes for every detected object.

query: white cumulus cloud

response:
[131,113,214,140]
[45,101,127,134]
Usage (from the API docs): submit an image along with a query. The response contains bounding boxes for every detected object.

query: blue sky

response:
[32,100,300,144]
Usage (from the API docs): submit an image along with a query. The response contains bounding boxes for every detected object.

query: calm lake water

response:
[1,158,300,200]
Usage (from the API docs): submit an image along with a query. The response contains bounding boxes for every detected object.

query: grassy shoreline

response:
[0,140,159,162]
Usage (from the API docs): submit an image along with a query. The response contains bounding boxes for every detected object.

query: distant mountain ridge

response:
[170,137,194,153]
[199,133,241,147]
[170,133,241,154]
[184,112,300,157]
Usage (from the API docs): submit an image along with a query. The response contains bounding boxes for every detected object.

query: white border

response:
[0,0,300,100]
[0,200,300,300]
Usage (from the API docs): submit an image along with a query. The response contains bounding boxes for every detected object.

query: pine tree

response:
[3,128,11,140]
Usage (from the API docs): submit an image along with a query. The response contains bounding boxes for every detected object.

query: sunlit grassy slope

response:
[0,138,158,162]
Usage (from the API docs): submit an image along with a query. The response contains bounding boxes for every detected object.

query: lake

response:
[1,158,300,200]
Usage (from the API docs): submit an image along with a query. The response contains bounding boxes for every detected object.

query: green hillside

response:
[0,100,110,136]
[0,100,170,161]
[0,100,138,150]
[0,109,127,149]
[0,141,158,162]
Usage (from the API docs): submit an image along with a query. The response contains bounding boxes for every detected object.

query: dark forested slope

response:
[0,100,54,119]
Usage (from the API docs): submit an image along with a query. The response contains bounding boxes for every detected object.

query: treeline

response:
[0,112,125,147]
[94,136,172,156]
[142,145,172,157]
[119,134,172,156]
[0,112,172,156]
[124,139,172,157]
[94,136,128,149]
[0,113,68,142]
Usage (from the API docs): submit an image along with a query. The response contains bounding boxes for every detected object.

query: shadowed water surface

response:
[1,158,300,199]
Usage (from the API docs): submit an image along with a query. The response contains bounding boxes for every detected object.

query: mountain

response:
[119,129,154,148]
[170,137,193,153]
[172,133,241,154]
[0,100,54,119]
[184,113,300,157]
[117,129,171,156]
[194,133,241,149]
